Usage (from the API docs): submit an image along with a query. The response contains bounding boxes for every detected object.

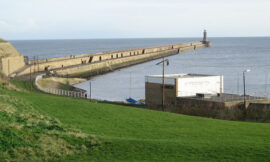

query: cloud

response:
[20,18,39,31]
[0,20,14,31]
[0,18,39,33]
[1,0,270,39]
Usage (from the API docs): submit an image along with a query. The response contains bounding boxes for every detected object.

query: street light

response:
[243,69,251,108]
[156,57,169,111]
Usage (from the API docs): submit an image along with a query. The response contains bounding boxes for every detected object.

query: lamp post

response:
[243,69,251,108]
[89,81,91,100]
[156,57,169,111]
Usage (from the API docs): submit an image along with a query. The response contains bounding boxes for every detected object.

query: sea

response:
[10,37,270,101]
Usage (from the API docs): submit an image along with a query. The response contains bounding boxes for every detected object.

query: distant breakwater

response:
[15,40,211,78]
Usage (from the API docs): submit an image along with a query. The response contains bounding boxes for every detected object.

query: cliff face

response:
[0,39,25,76]
[0,42,21,58]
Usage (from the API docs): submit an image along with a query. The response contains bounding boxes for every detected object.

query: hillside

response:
[0,81,99,161]
[0,39,22,58]
[0,39,25,76]
[1,81,270,161]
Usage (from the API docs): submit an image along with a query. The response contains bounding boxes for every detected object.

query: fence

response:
[35,74,86,98]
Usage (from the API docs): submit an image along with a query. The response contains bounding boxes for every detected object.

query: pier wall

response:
[56,49,179,76]
[16,41,209,77]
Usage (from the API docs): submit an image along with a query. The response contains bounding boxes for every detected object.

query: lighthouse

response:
[202,30,211,47]
[203,30,208,42]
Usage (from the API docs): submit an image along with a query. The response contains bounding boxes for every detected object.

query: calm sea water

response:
[10,37,270,101]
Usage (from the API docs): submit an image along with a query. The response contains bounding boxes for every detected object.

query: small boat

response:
[126,97,144,105]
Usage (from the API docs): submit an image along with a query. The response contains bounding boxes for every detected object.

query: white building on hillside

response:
[145,73,223,97]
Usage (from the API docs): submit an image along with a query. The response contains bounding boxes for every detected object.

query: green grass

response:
[2,81,270,161]
[0,82,99,161]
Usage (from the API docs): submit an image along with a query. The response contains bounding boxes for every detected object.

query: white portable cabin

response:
[145,73,223,97]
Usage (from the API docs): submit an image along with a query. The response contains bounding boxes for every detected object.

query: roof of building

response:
[181,93,267,103]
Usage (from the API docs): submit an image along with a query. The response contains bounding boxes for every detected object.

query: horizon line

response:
[7,36,270,41]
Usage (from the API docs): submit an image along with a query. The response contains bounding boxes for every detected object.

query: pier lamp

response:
[156,57,169,111]
[243,69,251,108]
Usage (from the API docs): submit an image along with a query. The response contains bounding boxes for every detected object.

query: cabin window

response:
[99,56,102,61]
[121,53,123,57]
[165,85,174,89]
[111,55,113,59]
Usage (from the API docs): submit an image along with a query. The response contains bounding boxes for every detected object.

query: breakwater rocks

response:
[15,41,210,78]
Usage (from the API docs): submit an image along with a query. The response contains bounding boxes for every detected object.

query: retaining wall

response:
[0,42,25,76]
[1,56,25,76]
[147,96,270,121]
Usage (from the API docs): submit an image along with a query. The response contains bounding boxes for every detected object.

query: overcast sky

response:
[1,0,270,40]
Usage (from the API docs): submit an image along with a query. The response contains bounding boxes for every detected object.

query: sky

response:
[0,0,270,40]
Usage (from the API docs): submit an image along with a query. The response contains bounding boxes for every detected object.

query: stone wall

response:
[145,82,177,111]
[56,49,179,76]
[246,103,270,121]
[0,56,25,76]
[0,42,25,76]
[146,95,270,121]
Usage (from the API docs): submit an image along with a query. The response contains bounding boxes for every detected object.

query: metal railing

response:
[35,74,86,98]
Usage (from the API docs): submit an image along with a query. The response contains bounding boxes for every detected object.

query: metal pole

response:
[37,56,39,72]
[162,57,165,111]
[8,59,10,76]
[89,81,91,100]
[265,72,268,95]
[129,72,131,98]
[220,75,222,94]
[7,59,10,85]
[243,71,246,108]
[33,56,35,74]
[237,72,239,95]
[30,66,32,92]
[156,58,169,111]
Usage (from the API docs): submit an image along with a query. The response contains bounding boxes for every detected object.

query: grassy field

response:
[1,81,270,161]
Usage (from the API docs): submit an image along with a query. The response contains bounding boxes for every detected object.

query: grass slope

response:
[1,81,270,161]
[0,82,99,161]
